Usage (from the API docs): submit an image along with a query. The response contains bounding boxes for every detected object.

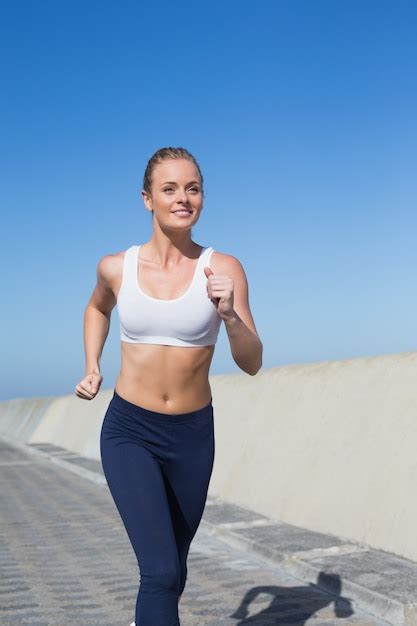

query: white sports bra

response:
[117,244,222,347]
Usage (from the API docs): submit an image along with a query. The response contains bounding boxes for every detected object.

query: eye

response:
[163,187,174,192]
[189,187,201,193]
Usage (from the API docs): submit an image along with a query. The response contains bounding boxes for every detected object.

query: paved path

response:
[0,441,391,625]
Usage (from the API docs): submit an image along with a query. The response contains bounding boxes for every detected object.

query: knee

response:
[158,565,180,593]
[141,564,180,594]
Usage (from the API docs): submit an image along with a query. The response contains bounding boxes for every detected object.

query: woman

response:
[75,146,263,625]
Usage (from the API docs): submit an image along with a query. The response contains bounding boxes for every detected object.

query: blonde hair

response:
[143,147,204,202]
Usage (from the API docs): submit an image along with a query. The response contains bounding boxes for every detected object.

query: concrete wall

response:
[1,350,416,562]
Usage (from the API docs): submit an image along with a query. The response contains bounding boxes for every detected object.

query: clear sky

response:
[1,1,417,401]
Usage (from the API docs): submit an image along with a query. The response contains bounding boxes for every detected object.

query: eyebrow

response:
[160,180,201,186]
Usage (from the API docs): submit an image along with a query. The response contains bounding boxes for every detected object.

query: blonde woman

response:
[75,147,263,625]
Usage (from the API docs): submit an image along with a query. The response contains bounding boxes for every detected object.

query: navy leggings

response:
[100,389,215,626]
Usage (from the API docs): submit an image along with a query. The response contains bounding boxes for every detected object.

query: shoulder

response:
[96,248,129,288]
[209,249,247,278]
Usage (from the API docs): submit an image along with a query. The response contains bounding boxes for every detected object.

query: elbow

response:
[247,350,263,376]
[238,357,262,376]
[249,343,263,375]
[236,339,263,375]
[248,362,262,376]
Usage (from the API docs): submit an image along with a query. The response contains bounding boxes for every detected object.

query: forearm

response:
[83,304,111,374]
[223,311,263,375]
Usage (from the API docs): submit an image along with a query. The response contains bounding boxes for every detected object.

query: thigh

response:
[164,412,215,536]
[100,420,178,571]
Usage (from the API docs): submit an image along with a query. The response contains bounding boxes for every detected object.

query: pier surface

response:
[0,439,408,625]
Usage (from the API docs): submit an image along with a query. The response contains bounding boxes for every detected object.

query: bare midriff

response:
[115,341,215,414]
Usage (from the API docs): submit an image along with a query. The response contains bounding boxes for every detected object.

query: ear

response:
[141,189,152,212]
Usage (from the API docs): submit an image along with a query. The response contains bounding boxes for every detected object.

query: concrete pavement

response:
[1,437,414,625]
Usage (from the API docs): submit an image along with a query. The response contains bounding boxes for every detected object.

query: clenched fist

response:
[75,371,103,400]
[204,266,235,321]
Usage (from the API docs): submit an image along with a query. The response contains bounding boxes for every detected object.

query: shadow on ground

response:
[229,573,353,624]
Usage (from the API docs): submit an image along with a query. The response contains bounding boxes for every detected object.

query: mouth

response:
[172,209,193,216]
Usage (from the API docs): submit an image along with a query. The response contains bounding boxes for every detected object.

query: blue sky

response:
[1,1,417,400]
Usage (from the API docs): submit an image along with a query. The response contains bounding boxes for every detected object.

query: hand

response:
[75,371,103,400]
[204,266,236,321]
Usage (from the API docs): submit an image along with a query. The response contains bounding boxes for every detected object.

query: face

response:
[141,159,203,228]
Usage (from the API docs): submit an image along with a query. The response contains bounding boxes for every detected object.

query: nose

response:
[177,188,189,203]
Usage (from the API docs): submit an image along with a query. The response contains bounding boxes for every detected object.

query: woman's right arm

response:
[75,254,120,400]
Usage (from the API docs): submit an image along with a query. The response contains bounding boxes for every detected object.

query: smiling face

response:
[141,158,203,229]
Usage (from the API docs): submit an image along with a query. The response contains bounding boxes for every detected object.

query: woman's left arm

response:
[204,255,263,375]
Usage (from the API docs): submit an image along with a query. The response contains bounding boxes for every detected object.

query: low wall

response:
[1,351,416,562]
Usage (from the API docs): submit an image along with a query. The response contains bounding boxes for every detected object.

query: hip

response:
[100,389,215,462]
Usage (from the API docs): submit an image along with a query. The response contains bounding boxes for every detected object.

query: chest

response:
[137,250,209,301]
